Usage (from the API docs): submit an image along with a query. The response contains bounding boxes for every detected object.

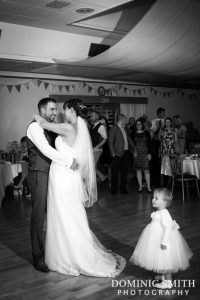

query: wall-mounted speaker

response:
[88,43,110,57]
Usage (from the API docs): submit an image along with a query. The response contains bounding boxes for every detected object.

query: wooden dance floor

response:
[0,178,200,300]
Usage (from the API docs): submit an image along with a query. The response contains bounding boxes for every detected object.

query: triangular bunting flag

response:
[15,85,21,93]
[7,85,13,93]
[88,86,93,93]
[132,89,136,96]
[44,82,49,90]
[105,88,110,95]
[37,80,43,87]
[58,85,63,92]
[82,82,87,88]
[138,89,141,95]
[65,86,69,92]
[71,84,75,91]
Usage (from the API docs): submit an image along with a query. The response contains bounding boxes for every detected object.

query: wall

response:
[0,76,200,149]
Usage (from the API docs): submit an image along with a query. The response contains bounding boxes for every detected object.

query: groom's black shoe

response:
[33,256,49,273]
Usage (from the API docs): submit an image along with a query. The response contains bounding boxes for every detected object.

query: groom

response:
[27,97,78,272]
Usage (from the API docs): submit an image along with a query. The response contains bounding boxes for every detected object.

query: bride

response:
[34,98,126,277]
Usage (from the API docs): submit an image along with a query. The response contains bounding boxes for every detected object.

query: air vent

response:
[76,8,94,14]
[46,0,70,9]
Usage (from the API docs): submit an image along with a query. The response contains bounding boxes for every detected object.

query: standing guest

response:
[127,117,136,140]
[151,108,166,184]
[130,188,193,289]
[140,114,152,133]
[133,119,152,193]
[99,116,112,167]
[89,111,107,182]
[108,114,136,195]
[159,117,177,187]
[173,115,187,154]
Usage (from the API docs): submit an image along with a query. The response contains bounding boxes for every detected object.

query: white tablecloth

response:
[183,159,200,179]
[0,163,22,206]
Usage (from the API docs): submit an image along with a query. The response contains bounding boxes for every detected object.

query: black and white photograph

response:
[0,0,200,299]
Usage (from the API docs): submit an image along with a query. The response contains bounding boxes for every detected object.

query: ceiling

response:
[0,0,200,88]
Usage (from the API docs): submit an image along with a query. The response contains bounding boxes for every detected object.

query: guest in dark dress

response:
[133,119,152,192]
[159,117,177,187]
[127,117,136,141]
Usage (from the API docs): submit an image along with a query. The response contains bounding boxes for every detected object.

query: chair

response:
[171,157,200,202]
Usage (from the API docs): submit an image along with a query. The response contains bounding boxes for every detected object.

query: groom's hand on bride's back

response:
[70,158,79,171]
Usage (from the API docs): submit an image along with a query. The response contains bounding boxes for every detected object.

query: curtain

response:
[120,103,146,121]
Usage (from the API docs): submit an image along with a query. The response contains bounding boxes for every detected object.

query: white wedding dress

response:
[45,125,125,277]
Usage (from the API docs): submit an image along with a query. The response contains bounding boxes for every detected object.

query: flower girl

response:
[130,188,193,289]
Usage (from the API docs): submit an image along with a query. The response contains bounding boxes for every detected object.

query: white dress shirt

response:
[151,117,165,132]
[93,121,107,139]
[27,122,73,168]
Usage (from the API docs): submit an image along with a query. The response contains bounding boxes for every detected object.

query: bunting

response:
[7,85,13,93]
[0,78,199,99]
[15,85,21,93]
[44,82,49,90]
[58,85,63,92]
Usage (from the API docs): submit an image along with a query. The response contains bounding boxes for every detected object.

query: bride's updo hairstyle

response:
[63,98,87,117]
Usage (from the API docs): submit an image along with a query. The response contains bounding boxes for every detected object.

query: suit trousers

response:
[111,150,130,192]
[28,171,49,259]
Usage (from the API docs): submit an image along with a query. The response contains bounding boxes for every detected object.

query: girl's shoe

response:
[154,274,164,281]
[154,280,173,289]
[137,187,143,193]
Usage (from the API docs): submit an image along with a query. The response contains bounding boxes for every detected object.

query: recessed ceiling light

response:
[76,8,94,14]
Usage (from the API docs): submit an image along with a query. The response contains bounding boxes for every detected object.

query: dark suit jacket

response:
[108,124,135,157]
